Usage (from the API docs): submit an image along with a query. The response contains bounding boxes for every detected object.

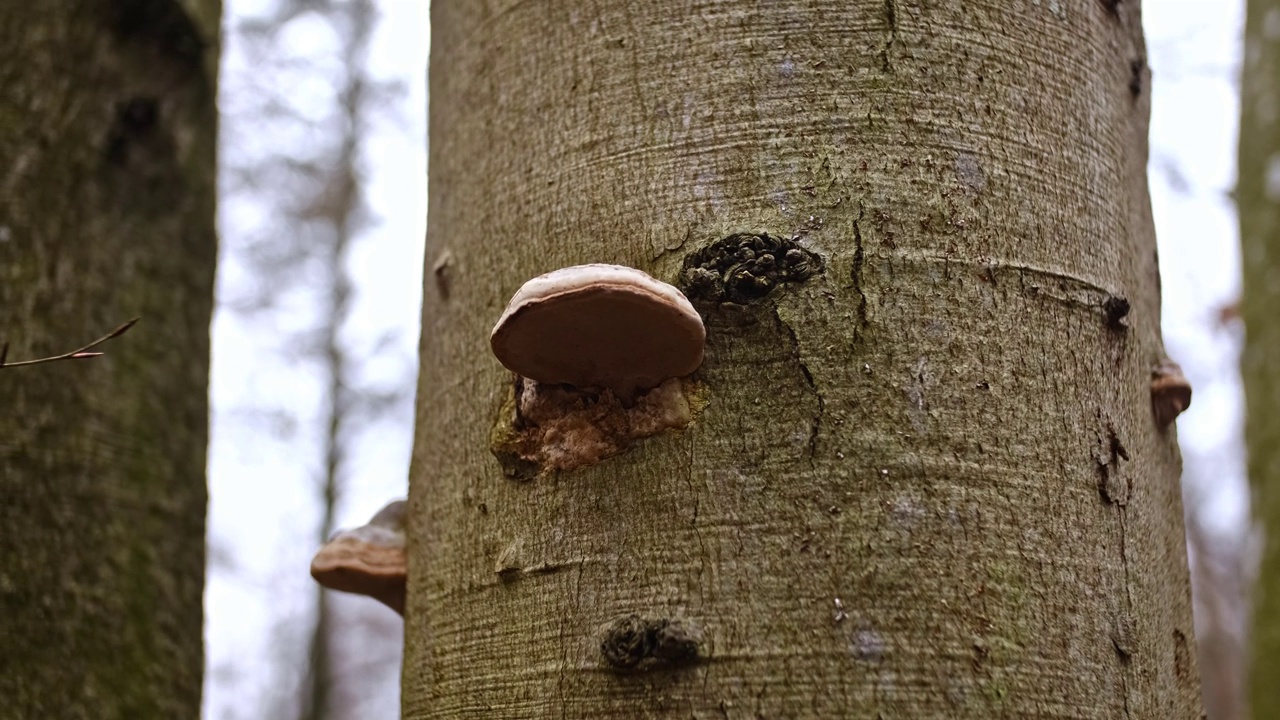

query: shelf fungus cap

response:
[310,500,407,615]
[491,264,705,400]
[1151,359,1193,428]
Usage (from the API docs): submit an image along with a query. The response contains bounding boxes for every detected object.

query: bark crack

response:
[558,559,585,719]
[851,202,869,344]
[1097,416,1136,717]
[774,308,824,465]
[685,434,708,610]
[1005,263,1119,315]
[881,0,899,72]
[1117,506,1135,719]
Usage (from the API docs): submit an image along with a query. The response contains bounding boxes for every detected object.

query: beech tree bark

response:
[0,2,219,718]
[1240,0,1280,715]
[409,1,1202,717]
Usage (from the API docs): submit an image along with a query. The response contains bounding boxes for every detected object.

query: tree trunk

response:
[1240,0,1280,715]
[0,2,219,718]
[409,2,1202,717]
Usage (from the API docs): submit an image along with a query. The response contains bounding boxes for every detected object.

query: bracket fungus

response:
[489,264,708,477]
[310,499,407,615]
[491,264,705,402]
[1151,359,1193,428]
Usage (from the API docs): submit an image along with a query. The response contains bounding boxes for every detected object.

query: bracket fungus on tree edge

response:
[1151,359,1192,428]
[310,499,407,615]
[489,264,708,477]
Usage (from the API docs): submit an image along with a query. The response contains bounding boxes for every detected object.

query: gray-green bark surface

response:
[1241,0,1280,716]
[0,1,219,718]
[409,2,1202,717]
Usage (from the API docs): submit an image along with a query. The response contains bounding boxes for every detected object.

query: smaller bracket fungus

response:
[491,264,705,402]
[1151,359,1193,428]
[310,500,407,615]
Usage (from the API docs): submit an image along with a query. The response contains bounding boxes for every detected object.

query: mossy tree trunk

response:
[1241,0,1280,715]
[408,1,1202,717]
[0,1,219,718]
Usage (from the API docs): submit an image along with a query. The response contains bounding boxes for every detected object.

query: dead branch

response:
[0,318,140,369]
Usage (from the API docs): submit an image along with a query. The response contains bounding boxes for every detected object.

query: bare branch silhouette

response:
[0,318,139,369]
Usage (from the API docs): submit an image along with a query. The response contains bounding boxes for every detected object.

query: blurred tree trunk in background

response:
[1188,514,1248,720]
[409,1,1201,717]
[0,1,219,718]
[214,1,410,716]
[298,1,375,719]
[1241,0,1280,716]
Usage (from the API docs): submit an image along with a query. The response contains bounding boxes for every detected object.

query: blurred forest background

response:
[203,1,1249,718]
[207,0,421,718]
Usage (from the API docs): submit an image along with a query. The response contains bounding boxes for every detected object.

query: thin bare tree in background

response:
[295,2,383,718]
[1187,509,1249,720]
[216,0,410,717]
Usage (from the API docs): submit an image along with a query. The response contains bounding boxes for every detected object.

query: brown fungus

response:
[309,500,407,615]
[489,265,708,477]
[491,264,705,402]
[1151,360,1193,428]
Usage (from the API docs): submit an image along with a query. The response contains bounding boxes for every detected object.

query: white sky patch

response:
[205,1,427,718]
[1146,0,1246,537]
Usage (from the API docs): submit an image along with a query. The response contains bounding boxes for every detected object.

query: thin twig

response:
[0,318,140,369]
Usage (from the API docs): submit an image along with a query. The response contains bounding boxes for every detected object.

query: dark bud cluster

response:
[600,614,702,671]
[1103,294,1130,330]
[680,233,823,305]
